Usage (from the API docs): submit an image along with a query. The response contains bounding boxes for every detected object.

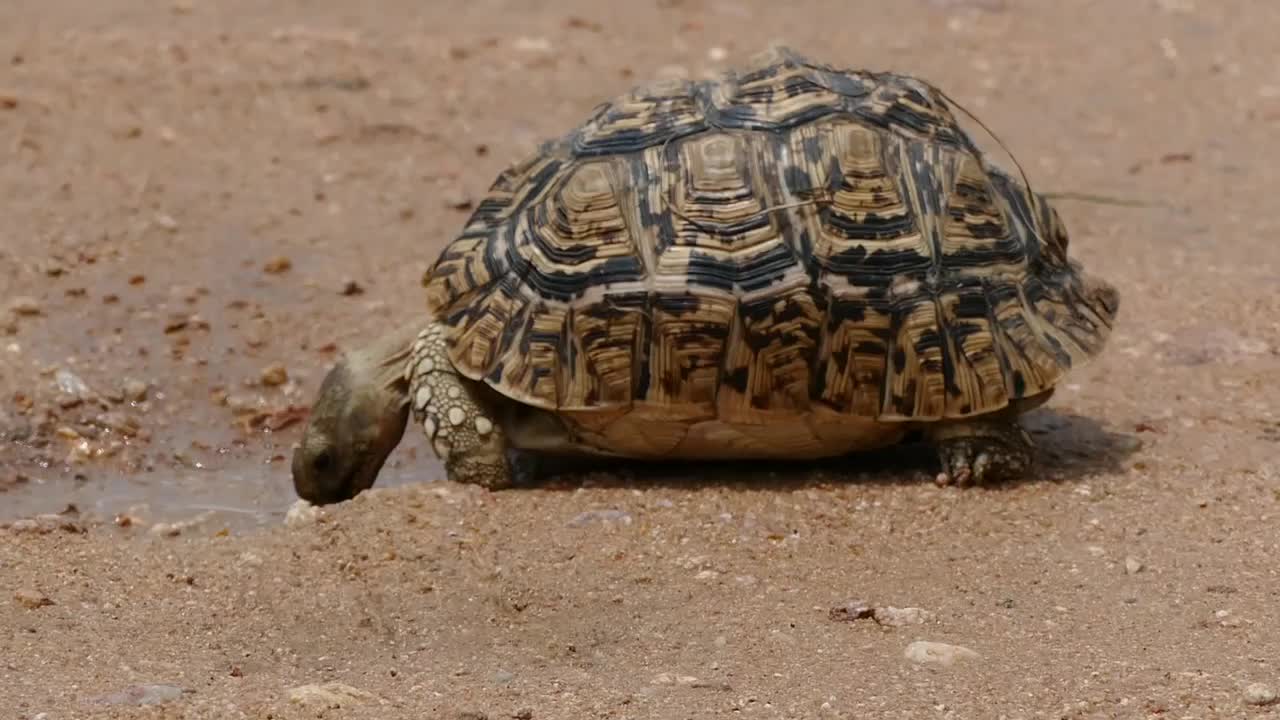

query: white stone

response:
[1244,683,1278,706]
[285,500,323,527]
[873,606,936,627]
[904,641,980,667]
[286,683,377,708]
[447,406,466,426]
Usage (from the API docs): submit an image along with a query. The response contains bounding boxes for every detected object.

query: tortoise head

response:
[291,325,418,505]
[1079,269,1121,327]
[1044,201,1121,326]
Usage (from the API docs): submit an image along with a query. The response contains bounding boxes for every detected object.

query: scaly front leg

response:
[408,323,515,489]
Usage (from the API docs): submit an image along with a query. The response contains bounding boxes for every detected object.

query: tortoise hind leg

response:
[927,419,1033,486]
[925,389,1051,486]
[408,323,516,489]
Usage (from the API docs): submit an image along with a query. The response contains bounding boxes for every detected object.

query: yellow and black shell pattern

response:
[422,47,1119,440]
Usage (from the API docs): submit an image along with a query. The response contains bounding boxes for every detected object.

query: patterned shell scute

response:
[424,46,1118,424]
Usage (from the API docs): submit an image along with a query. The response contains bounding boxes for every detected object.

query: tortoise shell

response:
[421,46,1117,456]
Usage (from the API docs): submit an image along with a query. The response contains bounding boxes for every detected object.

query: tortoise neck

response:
[346,321,422,407]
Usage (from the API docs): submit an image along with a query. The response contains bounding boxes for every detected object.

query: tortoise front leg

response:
[408,323,516,489]
[927,419,1034,487]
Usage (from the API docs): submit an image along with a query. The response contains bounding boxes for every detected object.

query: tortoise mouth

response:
[290,442,369,506]
[291,447,391,505]
[293,481,352,506]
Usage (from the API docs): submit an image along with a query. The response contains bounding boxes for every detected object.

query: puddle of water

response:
[2,430,443,533]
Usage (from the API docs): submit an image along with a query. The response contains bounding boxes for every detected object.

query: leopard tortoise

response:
[292,46,1119,505]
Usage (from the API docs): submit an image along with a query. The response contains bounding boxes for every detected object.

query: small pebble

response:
[904,640,980,667]
[95,412,141,437]
[564,16,602,31]
[8,296,42,316]
[1244,683,1278,706]
[263,256,292,274]
[13,588,54,609]
[260,363,289,387]
[163,313,190,333]
[443,190,474,211]
[512,36,552,52]
[66,439,93,463]
[1124,556,1144,574]
[122,378,149,402]
[56,393,83,409]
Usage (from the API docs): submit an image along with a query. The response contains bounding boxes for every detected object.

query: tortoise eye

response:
[312,450,332,473]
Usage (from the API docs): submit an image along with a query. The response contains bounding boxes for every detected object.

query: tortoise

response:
[291,46,1119,505]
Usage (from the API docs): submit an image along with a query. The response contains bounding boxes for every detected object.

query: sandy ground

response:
[3,0,1280,717]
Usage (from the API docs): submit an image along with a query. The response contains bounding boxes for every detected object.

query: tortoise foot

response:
[929,421,1034,487]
